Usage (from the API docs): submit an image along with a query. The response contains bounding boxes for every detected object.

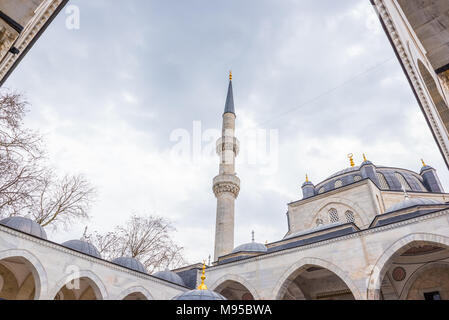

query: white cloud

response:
[5,0,449,267]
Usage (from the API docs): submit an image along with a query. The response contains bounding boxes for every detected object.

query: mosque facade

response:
[1,0,449,301]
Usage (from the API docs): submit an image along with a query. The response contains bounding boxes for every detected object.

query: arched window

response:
[345,211,355,223]
[334,180,343,188]
[376,172,389,190]
[328,208,339,223]
[395,172,412,191]
[318,187,325,194]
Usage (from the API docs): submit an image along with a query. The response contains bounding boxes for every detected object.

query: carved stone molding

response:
[0,0,64,83]
[439,70,449,98]
[373,0,449,161]
[213,181,240,198]
[0,24,18,62]
[213,174,240,197]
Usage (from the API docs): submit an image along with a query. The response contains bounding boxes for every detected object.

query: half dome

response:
[386,198,444,213]
[112,257,147,273]
[0,216,47,239]
[62,239,101,258]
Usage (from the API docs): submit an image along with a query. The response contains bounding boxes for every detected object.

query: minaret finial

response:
[348,153,355,167]
[198,261,208,290]
[252,230,255,242]
[229,70,232,81]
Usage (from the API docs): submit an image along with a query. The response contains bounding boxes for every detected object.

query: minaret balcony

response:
[213,174,240,198]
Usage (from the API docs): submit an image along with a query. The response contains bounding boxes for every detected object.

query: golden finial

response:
[229,70,232,81]
[306,174,309,183]
[363,154,367,162]
[197,261,208,290]
[421,159,427,167]
[347,153,355,167]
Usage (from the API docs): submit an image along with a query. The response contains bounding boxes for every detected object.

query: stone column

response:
[213,112,240,261]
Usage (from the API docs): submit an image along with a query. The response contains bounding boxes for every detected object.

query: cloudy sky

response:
[4,0,449,265]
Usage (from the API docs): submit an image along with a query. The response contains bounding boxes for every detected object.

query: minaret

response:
[213,71,240,261]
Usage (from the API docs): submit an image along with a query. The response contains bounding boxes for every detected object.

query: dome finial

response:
[347,153,355,167]
[229,70,232,81]
[305,174,309,183]
[363,154,367,162]
[421,158,427,167]
[251,230,255,242]
[198,261,208,290]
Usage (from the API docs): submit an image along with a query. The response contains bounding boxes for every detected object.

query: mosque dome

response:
[232,242,267,254]
[172,262,226,300]
[62,239,101,258]
[172,289,227,300]
[153,270,185,286]
[385,198,444,213]
[314,158,428,194]
[0,216,47,239]
[112,257,147,274]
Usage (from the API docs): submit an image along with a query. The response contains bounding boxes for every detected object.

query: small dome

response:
[232,242,267,254]
[112,257,146,274]
[302,181,314,188]
[361,160,373,166]
[386,198,444,213]
[172,290,227,300]
[0,216,47,239]
[420,165,433,173]
[153,270,185,286]
[62,240,101,258]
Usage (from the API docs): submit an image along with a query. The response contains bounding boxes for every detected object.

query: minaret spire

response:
[213,72,240,261]
[224,71,235,115]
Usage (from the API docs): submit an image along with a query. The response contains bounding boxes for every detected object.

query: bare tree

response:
[0,90,96,231]
[82,227,121,258]
[84,215,188,273]
[30,171,96,230]
[0,90,44,217]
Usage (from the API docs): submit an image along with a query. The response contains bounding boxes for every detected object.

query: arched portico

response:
[117,286,153,300]
[0,249,47,300]
[210,274,261,300]
[50,270,108,300]
[398,262,449,300]
[273,257,362,300]
[367,233,449,300]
